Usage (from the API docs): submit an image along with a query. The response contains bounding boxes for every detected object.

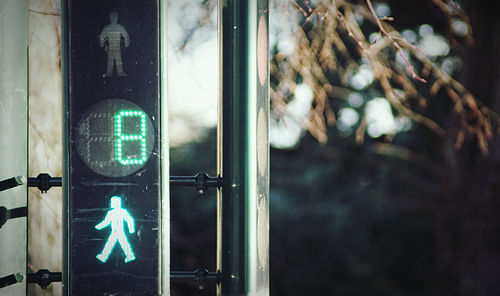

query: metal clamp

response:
[27,270,61,289]
[170,173,223,194]
[171,269,221,290]
[28,174,62,193]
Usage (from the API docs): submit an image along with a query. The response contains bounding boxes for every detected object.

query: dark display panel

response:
[75,99,155,177]
[64,1,160,295]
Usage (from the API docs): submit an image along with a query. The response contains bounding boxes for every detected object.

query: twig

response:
[302,0,313,13]
[365,0,427,83]
[336,10,366,50]
[290,0,308,17]
[29,9,60,16]
[448,0,459,10]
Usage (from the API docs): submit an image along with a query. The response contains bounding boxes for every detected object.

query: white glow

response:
[442,57,460,74]
[277,32,295,55]
[270,84,314,149]
[269,0,301,48]
[452,19,468,37]
[395,117,412,132]
[350,64,374,90]
[338,108,359,132]
[348,92,364,108]
[402,29,417,44]
[293,84,314,110]
[270,118,304,149]
[354,11,364,25]
[418,34,450,57]
[419,24,434,37]
[365,98,395,137]
[369,32,380,44]
[395,49,411,67]
[166,0,218,147]
[374,3,391,18]
[167,38,218,146]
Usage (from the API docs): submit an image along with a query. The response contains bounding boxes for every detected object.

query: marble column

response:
[28,0,62,295]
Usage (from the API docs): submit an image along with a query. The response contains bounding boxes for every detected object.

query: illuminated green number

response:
[115,110,147,165]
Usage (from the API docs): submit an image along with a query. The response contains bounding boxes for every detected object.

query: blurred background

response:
[7,0,500,295]
[169,1,500,295]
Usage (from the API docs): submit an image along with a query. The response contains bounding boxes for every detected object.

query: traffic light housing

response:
[62,1,166,295]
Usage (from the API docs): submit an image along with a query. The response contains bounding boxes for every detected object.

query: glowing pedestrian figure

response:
[99,12,130,77]
[95,196,136,263]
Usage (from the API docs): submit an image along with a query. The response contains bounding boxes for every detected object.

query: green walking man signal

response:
[95,196,136,263]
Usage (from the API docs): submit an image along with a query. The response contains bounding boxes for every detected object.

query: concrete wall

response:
[0,0,28,295]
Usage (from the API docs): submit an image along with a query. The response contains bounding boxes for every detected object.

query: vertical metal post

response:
[216,0,224,294]
[160,0,170,294]
[220,2,248,293]
[218,0,269,295]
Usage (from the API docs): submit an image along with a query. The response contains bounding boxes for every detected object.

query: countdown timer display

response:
[75,99,154,177]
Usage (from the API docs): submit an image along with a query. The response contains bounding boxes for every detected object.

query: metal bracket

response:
[171,269,221,290]
[0,206,27,230]
[28,174,62,193]
[0,176,28,229]
[0,273,24,289]
[0,176,26,192]
[27,270,61,289]
[23,269,220,290]
[26,173,222,195]
[170,173,223,194]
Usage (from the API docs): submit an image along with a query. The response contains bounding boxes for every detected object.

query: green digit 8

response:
[115,110,147,165]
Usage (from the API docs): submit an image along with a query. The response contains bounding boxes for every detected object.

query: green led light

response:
[95,196,136,263]
[115,110,147,165]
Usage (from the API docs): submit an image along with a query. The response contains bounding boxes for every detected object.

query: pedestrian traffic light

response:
[62,1,167,295]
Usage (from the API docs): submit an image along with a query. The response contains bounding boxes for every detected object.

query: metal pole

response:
[219,0,269,295]
[216,0,224,294]
[220,1,248,294]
